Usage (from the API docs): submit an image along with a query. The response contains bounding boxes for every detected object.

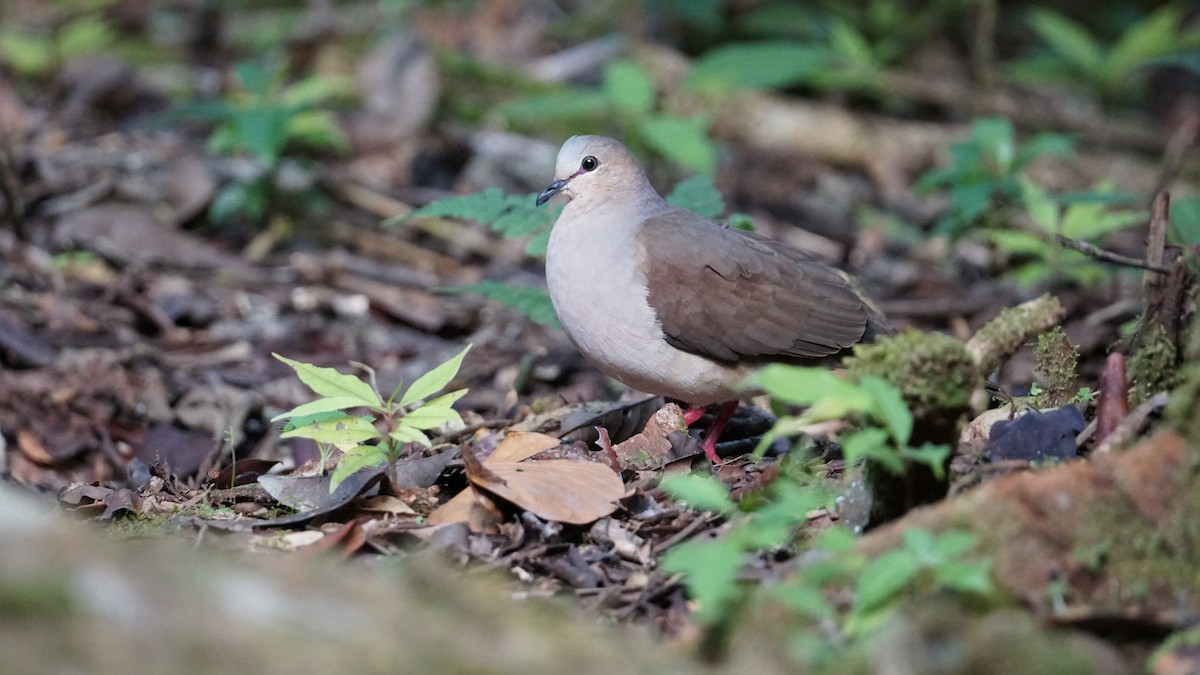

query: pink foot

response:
[696,400,738,463]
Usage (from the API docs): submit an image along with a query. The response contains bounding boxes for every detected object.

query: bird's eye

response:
[581,156,598,172]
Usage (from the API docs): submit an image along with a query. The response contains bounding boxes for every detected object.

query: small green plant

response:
[176,61,352,224]
[271,345,471,492]
[661,466,995,664]
[980,178,1145,288]
[500,59,718,173]
[754,366,951,478]
[1010,5,1200,103]
[915,117,1074,237]
[0,10,116,78]
[687,0,967,99]
[405,173,732,325]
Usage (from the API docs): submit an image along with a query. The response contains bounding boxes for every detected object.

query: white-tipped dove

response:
[537,135,889,462]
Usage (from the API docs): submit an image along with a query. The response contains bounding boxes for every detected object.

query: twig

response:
[1054,234,1170,273]
[1145,191,1171,288]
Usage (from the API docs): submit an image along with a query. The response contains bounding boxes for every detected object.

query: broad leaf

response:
[661,538,745,624]
[686,40,827,94]
[271,396,372,422]
[273,354,382,408]
[858,375,912,445]
[389,424,432,448]
[402,389,467,430]
[399,344,472,406]
[638,114,717,174]
[660,473,737,516]
[603,59,655,114]
[1027,9,1102,74]
[329,444,388,493]
[281,414,379,445]
[666,175,725,219]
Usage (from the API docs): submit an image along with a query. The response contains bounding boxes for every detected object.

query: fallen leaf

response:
[468,459,624,526]
[488,431,562,462]
[427,429,619,526]
[361,495,417,515]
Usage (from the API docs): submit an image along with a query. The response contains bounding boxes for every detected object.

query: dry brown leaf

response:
[488,431,562,462]
[425,431,622,527]
[361,495,417,515]
[470,460,624,526]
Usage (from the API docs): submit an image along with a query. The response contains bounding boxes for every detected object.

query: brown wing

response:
[638,209,886,365]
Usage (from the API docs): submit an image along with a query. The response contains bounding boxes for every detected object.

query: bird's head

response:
[536,136,649,207]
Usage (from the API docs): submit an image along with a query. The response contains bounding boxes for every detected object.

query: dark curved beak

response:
[536,178,568,207]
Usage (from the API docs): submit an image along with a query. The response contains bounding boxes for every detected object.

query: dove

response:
[537,135,889,462]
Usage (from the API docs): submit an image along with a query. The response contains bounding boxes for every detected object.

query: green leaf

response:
[279,410,345,434]
[686,40,829,94]
[840,427,902,474]
[603,59,656,114]
[399,344,472,406]
[928,529,979,560]
[1052,190,1139,206]
[853,548,920,615]
[406,188,559,241]
[661,538,745,624]
[901,527,938,558]
[498,90,611,124]
[281,414,380,445]
[903,443,951,479]
[757,365,870,412]
[57,16,115,57]
[858,375,912,445]
[666,174,725,219]
[1169,196,1200,244]
[329,444,388,493]
[828,20,875,65]
[972,117,1015,173]
[932,560,995,596]
[271,396,375,422]
[638,114,717,174]
[0,29,55,75]
[1061,204,1144,241]
[438,281,560,328]
[1027,9,1103,75]
[813,525,858,552]
[389,424,432,448]
[525,229,551,257]
[979,228,1047,256]
[945,182,995,227]
[1107,6,1183,85]
[1013,132,1074,170]
[769,580,835,620]
[402,389,467,430]
[660,473,737,515]
[273,354,383,408]
[210,182,257,223]
[1018,176,1059,233]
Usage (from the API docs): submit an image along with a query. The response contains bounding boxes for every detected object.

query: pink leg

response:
[698,400,738,463]
[683,405,709,426]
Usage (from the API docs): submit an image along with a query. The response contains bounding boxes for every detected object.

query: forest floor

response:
[2,2,1200,673]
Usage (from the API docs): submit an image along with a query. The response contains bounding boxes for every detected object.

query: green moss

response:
[845,328,979,423]
[969,294,1065,375]
[1072,468,1200,601]
[1128,323,1182,406]
[1033,326,1078,408]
